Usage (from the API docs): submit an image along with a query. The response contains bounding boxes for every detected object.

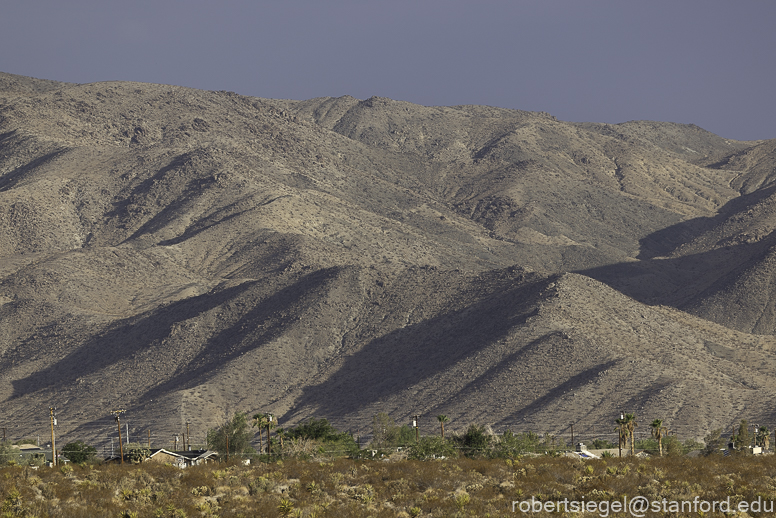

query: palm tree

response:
[651,419,667,457]
[437,415,449,439]
[252,413,268,453]
[265,414,277,454]
[276,428,287,452]
[624,413,637,456]
[615,415,628,458]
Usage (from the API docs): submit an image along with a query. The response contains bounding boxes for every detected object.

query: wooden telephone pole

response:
[111,410,126,464]
[49,407,57,466]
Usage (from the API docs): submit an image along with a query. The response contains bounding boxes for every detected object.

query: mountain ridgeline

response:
[1,71,776,444]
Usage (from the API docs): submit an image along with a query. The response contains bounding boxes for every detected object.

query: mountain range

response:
[2,71,776,446]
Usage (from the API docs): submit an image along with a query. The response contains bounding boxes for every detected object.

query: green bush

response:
[407,436,458,460]
[635,437,659,454]
[283,418,359,456]
[286,418,342,441]
[0,441,15,465]
[590,438,615,449]
[662,435,685,457]
[370,413,417,448]
[455,424,491,457]
[490,430,540,458]
[394,425,416,447]
[62,441,97,463]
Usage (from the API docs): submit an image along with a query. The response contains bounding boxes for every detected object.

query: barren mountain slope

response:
[277,96,744,262]
[287,271,776,440]
[1,72,775,445]
[581,176,776,335]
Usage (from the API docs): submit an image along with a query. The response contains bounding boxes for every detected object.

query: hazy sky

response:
[2,1,774,140]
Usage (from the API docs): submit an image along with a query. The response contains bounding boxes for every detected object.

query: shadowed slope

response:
[2,71,776,443]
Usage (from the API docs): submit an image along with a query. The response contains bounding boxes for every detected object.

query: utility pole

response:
[186,422,190,451]
[570,423,574,448]
[49,407,57,467]
[412,415,421,443]
[111,410,126,465]
[148,430,151,448]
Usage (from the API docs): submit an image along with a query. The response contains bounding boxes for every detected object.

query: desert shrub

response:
[284,418,359,457]
[682,437,704,454]
[454,424,491,458]
[407,436,458,460]
[349,447,391,460]
[640,435,702,456]
[490,430,540,458]
[589,438,615,449]
[393,424,416,447]
[281,437,320,459]
[62,441,97,463]
[661,435,685,457]
[4,442,776,517]
[0,441,15,465]
[537,433,567,455]
[370,413,416,448]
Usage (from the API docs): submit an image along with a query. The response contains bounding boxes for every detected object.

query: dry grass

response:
[2,454,776,517]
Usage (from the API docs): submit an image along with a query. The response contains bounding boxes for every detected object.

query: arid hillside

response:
[1,72,775,446]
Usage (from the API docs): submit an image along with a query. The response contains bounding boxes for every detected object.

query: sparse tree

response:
[371,412,396,448]
[437,415,449,439]
[276,428,286,451]
[756,426,770,450]
[662,434,684,457]
[61,441,97,464]
[734,420,750,452]
[208,412,253,460]
[703,428,725,456]
[650,419,667,457]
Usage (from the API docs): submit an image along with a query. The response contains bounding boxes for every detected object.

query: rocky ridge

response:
[1,72,775,445]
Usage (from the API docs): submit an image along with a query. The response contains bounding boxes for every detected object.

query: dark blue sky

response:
[2,1,774,140]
